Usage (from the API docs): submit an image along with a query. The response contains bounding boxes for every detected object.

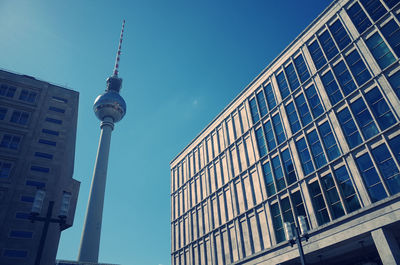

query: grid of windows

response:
[171,1,400,262]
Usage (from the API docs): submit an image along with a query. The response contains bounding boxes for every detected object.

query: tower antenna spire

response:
[113,19,125,77]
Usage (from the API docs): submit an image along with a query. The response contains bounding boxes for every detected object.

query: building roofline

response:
[170,0,340,166]
[0,68,78,94]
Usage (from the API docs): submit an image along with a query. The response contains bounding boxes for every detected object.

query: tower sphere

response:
[93,90,126,123]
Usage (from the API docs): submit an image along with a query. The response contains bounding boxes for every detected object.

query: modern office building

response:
[0,69,80,265]
[170,0,400,264]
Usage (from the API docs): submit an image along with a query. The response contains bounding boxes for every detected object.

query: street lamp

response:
[30,189,72,265]
[284,215,310,265]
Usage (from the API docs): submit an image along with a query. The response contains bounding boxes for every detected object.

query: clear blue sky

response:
[0,0,331,264]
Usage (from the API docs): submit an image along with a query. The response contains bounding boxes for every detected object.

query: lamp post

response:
[284,215,310,265]
[30,189,72,265]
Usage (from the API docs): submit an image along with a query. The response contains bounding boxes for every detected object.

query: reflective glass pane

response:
[295,93,312,126]
[264,83,277,110]
[337,107,363,148]
[308,40,327,70]
[345,50,371,86]
[249,98,260,123]
[296,138,315,175]
[264,121,276,151]
[263,162,275,196]
[365,32,396,69]
[364,87,396,130]
[319,121,341,160]
[350,98,379,139]
[255,128,267,157]
[276,71,290,99]
[372,144,400,195]
[307,130,327,168]
[319,31,339,60]
[347,2,372,34]
[381,19,400,57]
[272,156,286,191]
[329,20,351,50]
[294,54,310,83]
[333,61,357,96]
[388,70,400,100]
[256,90,268,117]
[272,113,286,144]
[321,70,343,105]
[305,84,324,118]
[360,0,387,22]
[282,149,297,185]
[286,102,301,134]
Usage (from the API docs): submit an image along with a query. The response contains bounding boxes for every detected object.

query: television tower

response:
[78,20,127,263]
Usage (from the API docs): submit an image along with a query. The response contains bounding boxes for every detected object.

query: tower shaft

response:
[78,117,114,262]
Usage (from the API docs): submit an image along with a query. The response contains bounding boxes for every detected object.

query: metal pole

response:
[34,201,54,265]
[294,226,307,265]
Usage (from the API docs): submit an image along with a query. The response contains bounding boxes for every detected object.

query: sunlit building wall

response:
[171,0,400,264]
[0,70,80,265]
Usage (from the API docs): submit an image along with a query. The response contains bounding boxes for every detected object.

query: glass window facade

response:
[171,1,400,262]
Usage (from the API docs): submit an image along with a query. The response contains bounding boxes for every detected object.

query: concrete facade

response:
[170,0,400,264]
[0,69,80,264]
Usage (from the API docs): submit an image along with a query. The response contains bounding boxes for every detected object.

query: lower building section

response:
[240,195,400,265]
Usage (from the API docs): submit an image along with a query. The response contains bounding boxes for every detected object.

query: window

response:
[10,110,29,125]
[305,84,324,118]
[0,162,12,178]
[309,181,330,225]
[381,19,400,57]
[371,144,400,195]
[359,0,387,22]
[276,71,290,99]
[0,134,21,150]
[48,106,65,113]
[329,20,351,50]
[296,138,314,175]
[52,96,68,103]
[321,70,343,105]
[272,156,286,191]
[15,212,30,219]
[271,203,285,243]
[347,2,372,34]
[255,127,267,157]
[264,121,276,151]
[383,0,398,8]
[0,84,16,98]
[38,139,56,146]
[333,61,357,96]
[295,93,312,127]
[42,129,59,136]
[294,54,310,83]
[26,180,45,188]
[319,30,339,60]
[263,162,275,196]
[256,90,268,117]
[21,196,34,202]
[34,152,53,159]
[45,117,62,124]
[319,121,341,161]
[321,173,345,219]
[249,98,260,123]
[345,49,371,86]
[350,98,379,139]
[285,63,300,91]
[334,166,361,212]
[30,165,50,173]
[264,83,276,110]
[365,32,396,69]
[364,87,396,130]
[286,102,301,134]
[356,152,387,202]
[337,107,363,148]
[3,249,28,258]
[272,113,286,144]
[307,130,327,168]
[389,134,400,164]
[9,230,33,238]
[19,90,37,103]
[308,40,327,70]
[388,70,400,99]
[0,107,7,120]
[282,149,297,185]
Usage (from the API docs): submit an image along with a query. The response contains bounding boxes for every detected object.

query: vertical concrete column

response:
[371,227,400,265]
[78,117,114,262]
